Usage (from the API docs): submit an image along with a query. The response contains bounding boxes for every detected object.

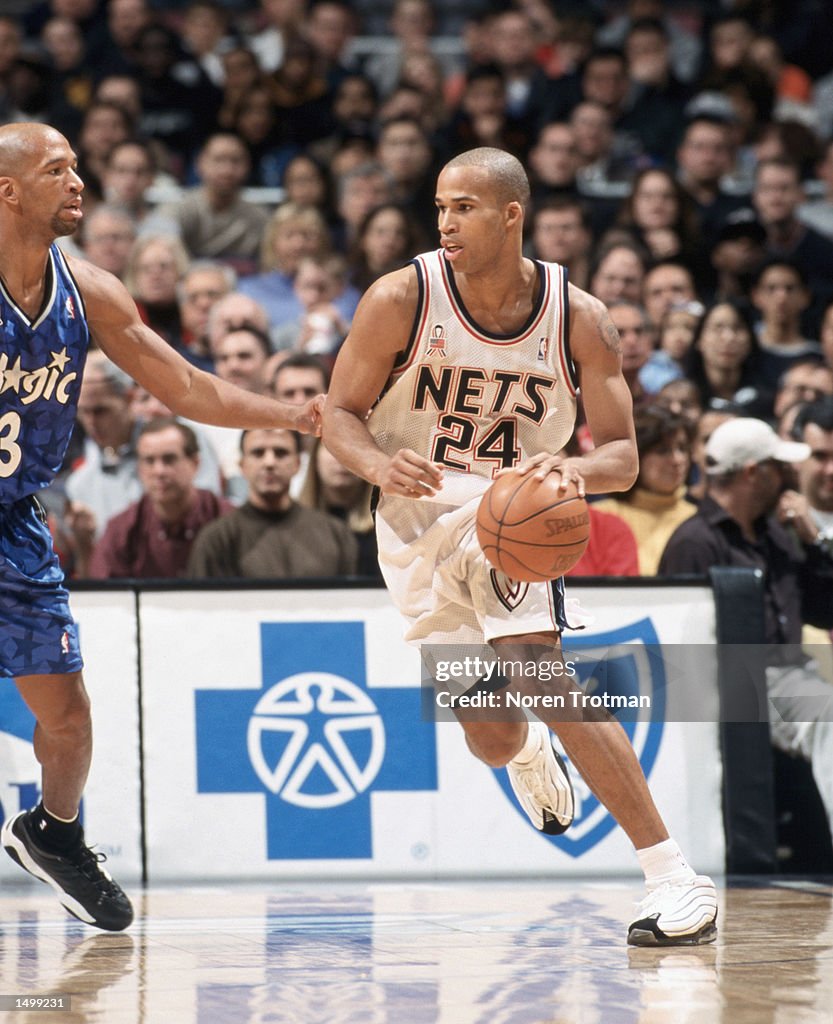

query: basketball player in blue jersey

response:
[0,124,322,931]
[323,148,718,946]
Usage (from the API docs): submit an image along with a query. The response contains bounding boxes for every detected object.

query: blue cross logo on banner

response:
[195,622,438,860]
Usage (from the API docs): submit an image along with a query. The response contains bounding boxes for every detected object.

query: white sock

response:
[42,805,79,824]
[510,720,542,765]
[636,838,696,890]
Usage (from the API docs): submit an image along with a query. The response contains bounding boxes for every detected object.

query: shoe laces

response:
[514,759,555,811]
[636,877,695,914]
[68,843,119,895]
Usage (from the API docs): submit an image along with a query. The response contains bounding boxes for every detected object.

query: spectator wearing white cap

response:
[659,416,833,841]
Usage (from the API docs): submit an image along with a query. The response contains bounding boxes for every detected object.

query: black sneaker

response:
[1,811,133,932]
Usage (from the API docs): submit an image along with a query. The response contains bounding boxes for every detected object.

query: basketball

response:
[476,469,590,582]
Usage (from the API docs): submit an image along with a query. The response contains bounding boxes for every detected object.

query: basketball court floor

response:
[1,876,832,1023]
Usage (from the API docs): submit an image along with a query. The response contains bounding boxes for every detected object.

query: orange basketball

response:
[476,469,590,582]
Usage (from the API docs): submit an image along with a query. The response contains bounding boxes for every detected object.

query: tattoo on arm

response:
[596,313,622,355]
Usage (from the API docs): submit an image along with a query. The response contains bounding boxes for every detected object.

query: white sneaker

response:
[506,720,574,834]
[628,875,718,946]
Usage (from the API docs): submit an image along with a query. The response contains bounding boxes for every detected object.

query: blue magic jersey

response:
[0,245,89,503]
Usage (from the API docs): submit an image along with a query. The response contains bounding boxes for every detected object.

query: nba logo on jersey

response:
[65,296,75,319]
[537,337,550,361]
[494,617,666,857]
[426,324,447,357]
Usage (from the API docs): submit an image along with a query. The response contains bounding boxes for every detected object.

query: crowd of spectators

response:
[2,0,833,599]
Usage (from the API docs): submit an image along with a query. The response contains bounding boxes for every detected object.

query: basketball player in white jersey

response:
[323,148,717,946]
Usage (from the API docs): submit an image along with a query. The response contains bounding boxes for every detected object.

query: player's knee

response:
[36,678,91,739]
[62,690,92,739]
[465,725,524,767]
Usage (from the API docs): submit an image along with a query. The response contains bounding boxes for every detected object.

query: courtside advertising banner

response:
[140,585,723,881]
[0,589,142,883]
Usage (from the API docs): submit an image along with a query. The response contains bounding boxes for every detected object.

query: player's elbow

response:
[623,452,639,489]
[610,442,638,492]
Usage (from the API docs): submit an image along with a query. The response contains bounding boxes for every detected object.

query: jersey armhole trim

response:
[54,245,88,323]
[391,257,428,376]
[559,267,579,396]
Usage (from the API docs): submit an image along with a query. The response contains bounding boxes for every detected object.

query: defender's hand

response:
[378,449,444,498]
[292,394,325,436]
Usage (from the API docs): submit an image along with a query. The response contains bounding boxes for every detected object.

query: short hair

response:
[644,256,696,281]
[582,46,627,72]
[532,195,592,230]
[81,204,136,245]
[336,161,393,203]
[137,416,199,457]
[751,255,809,290]
[83,351,134,396]
[777,354,828,388]
[104,137,157,173]
[792,395,833,437]
[464,62,504,88]
[378,113,428,139]
[177,260,237,303]
[207,292,270,342]
[442,147,531,209]
[272,352,331,389]
[589,239,649,281]
[216,322,272,358]
[81,98,135,135]
[626,17,668,41]
[198,131,250,164]
[240,428,301,454]
[681,113,733,138]
[608,299,652,329]
[754,156,801,185]
[334,71,378,105]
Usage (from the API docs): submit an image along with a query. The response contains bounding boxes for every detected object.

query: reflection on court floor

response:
[0,879,831,1023]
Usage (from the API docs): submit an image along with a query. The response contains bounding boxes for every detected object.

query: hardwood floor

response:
[1,878,831,1023]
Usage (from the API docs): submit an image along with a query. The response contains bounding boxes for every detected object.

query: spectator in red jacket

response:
[88,418,232,579]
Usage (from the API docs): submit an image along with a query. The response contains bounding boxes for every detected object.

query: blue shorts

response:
[0,497,83,678]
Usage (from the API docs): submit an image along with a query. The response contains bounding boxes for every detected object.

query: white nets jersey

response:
[368,249,578,509]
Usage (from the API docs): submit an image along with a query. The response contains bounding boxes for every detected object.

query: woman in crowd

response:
[682,298,769,412]
[616,166,700,265]
[124,234,191,348]
[297,438,380,578]
[594,405,697,575]
[347,202,426,293]
[237,202,334,328]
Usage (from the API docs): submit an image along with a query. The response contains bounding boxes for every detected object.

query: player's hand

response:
[776,489,818,545]
[292,394,325,436]
[500,454,586,497]
[378,449,444,498]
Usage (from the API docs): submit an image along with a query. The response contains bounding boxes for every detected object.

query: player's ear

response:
[0,175,19,203]
[505,201,523,229]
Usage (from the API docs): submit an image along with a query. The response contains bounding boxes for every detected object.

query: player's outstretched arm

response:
[70,258,321,435]
[323,267,443,497]
[561,285,639,495]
